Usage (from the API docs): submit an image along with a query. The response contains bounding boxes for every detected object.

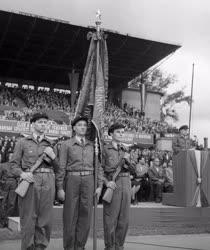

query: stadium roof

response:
[0,10,180,89]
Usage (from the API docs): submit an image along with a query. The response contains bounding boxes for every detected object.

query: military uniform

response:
[102,142,135,250]
[10,135,58,250]
[172,125,192,155]
[172,135,192,155]
[0,162,18,224]
[56,136,103,250]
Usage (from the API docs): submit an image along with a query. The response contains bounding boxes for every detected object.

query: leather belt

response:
[67,171,93,176]
[25,168,53,173]
[118,172,130,177]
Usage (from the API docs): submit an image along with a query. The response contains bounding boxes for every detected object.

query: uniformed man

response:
[10,113,58,250]
[56,116,103,250]
[103,123,135,250]
[0,152,18,226]
[172,125,193,154]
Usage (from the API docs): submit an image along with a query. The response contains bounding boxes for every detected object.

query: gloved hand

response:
[123,152,130,161]
[44,147,56,160]
[106,181,117,190]
[20,172,34,183]
[57,189,65,201]
[95,187,102,202]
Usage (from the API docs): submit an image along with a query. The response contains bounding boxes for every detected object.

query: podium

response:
[163,150,210,207]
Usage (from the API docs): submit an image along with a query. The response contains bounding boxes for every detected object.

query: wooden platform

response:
[8,203,210,235]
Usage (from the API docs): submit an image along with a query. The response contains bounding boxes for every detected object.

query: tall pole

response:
[93,9,101,250]
[189,63,195,138]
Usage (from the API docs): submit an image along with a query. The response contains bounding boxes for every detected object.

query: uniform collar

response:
[26,133,50,143]
[71,136,91,146]
[106,141,118,150]
[33,133,44,142]
[75,135,86,144]
[180,134,188,139]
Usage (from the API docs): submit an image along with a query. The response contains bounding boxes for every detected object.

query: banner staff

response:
[93,9,102,250]
[189,63,195,138]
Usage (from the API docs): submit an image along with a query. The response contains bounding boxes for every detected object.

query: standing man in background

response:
[172,125,193,155]
[56,116,103,250]
[10,113,58,250]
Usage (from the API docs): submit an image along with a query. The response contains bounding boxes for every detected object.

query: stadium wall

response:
[121,88,162,120]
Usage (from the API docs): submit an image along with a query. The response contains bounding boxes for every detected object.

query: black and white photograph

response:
[0,0,210,249]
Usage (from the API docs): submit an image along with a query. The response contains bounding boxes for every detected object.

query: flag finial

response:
[96,9,101,22]
[95,9,102,33]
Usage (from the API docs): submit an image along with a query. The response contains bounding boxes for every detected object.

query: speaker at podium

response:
[163,150,210,207]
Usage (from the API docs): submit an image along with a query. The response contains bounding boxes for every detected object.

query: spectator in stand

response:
[148,157,164,202]
[163,160,174,193]
[1,86,72,122]
[104,103,178,136]
[130,148,141,205]
[0,86,19,107]
[135,157,150,202]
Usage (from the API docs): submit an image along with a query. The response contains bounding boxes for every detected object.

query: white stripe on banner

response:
[194,150,201,207]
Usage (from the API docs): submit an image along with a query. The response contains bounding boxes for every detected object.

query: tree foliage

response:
[129,69,191,122]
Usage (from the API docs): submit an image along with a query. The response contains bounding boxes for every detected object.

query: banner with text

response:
[0,120,72,137]
[103,131,154,145]
[0,120,154,145]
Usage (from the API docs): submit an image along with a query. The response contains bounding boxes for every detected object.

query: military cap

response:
[30,112,49,123]
[179,125,189,131]
[108,123,125,135]
[71,116,88,127]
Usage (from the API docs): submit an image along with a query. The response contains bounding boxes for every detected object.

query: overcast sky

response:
[0,0,209,143]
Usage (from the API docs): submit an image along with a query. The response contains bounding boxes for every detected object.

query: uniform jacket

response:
[163,167,173,185]
[102,142,136,177]
[135,163,148,178]
[172,135,192,154]
[148,165,164,183]
[10,135,58,177]
[56,136,104,189]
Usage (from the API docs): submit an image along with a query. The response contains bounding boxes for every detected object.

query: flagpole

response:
[93,9,101,250]
[188,63,195,138]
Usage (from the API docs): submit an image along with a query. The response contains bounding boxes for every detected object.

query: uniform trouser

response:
[18,173,55,250]
[3,179,18,216]
[63,174,94,250]
[103,176,131,250]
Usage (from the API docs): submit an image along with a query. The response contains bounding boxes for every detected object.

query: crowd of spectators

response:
[0,86,19,107]
[3,109,32,121]
[104,103,178,136]
[21,89,71,112]
[0,136,16,163]
[0,86,71,120]
[0,85,178,136]
[129,147,173,204]
[0,85,179,139]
